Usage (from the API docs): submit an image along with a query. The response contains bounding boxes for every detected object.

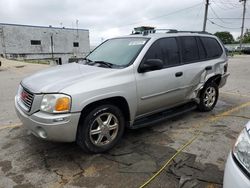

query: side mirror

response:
[138,59,164,73]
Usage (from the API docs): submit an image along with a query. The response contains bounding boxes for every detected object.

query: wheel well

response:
[80,97,130,123]
[206,74,221,86]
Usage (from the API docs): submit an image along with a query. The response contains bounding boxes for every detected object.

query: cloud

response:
[0,0,249,45]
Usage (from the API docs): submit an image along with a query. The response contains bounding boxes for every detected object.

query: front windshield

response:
[86,37,148,68]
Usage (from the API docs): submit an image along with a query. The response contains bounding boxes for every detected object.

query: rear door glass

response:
[180,37,199,63]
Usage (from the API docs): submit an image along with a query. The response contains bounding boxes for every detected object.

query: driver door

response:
[135,37,185,116]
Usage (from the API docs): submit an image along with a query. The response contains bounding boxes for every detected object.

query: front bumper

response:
[223,152,250,188]
[15,96,81,142]
[219,73,230,88]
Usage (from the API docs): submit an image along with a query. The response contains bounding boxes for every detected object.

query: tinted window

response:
[143,38,180,67]
[181,37,199,63]
[31,40,41,45]
[196,37,206,60]
[200,37,223,59]
[73,42,79,47]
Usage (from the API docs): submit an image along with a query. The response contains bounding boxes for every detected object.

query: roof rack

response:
[167,30,212,35]
[131,28,212,35]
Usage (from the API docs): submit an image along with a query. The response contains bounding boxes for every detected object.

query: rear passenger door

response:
[179,36,224,100]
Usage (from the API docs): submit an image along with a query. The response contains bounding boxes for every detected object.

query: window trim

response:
[138,37,182,73]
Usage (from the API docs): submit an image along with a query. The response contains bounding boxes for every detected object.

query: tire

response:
[76,104,125,153]
[198,82,219,112]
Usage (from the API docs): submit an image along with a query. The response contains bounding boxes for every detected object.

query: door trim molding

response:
[141,84,196,100]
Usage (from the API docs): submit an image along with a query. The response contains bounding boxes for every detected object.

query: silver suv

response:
[15,31,229,153]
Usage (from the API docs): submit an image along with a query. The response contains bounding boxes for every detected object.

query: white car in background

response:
[223,121,250,188]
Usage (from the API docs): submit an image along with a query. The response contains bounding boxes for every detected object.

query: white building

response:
[0,23,90,64]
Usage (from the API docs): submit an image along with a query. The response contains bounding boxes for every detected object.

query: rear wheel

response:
[77,104,125,153]
[198,82,219,112]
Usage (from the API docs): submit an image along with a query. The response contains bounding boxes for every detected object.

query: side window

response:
[196,37,206,60]
[143,38,180,68]
[200,37,223,59]
[181,37,199,63]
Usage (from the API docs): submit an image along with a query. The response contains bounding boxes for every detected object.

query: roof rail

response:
[131,29,213,35]
[170,30,213,35]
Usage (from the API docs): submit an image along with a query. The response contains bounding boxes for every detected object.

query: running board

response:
[131,102,197,129]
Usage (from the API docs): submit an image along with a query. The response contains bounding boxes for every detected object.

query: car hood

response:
[21,63,112,93]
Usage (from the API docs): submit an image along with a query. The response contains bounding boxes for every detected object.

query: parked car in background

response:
[223,121,250,188]
[242,47,250,54]
[234,46,242,52]
[15,30,229,153]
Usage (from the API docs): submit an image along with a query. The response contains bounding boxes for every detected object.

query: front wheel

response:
[198,82,219,112]
[76,104,125,153]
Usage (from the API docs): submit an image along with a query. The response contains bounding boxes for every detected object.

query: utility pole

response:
[239,0,247,50]
[203,0,209,31]
[50,34,54,62]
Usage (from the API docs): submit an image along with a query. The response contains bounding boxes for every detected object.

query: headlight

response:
[233,126,250,174]
[40,94,71,113]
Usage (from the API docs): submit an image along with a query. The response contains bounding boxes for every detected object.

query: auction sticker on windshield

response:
[128,40,146,46]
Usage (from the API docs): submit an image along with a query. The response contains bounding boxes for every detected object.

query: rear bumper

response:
[223,152,250,188]
[219,73,230,88]
[15,96,81,142]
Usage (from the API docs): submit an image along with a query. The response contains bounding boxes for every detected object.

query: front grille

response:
[19,86,34,112]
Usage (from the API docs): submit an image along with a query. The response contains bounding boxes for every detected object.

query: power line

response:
[211,0,241,10]
[192,2,204,29]
[208,19,241,29]
[209,17,250,19]
[209,4,229,23]
[115,2,203,28]
[218,0,242,9]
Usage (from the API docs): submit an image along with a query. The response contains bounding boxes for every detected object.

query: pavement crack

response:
[183,164,202,171]
[101,154,132,166]
[107,151,134,156]
[41,150,51,172]
[52,169,69,186]
[70,155,84,171]
[196,178,223,186]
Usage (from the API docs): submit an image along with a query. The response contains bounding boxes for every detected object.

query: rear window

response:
[200,37,223,59]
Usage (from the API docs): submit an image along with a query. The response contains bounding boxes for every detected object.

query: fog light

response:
[53,117,65,122]
[36,127,47,139]
[53,116,70,122]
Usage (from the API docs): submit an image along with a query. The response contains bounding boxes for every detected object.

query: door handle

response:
[175,72,183,77]
[205,66,212,71]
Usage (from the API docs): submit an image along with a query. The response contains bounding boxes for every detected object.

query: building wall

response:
[0,23,90,64]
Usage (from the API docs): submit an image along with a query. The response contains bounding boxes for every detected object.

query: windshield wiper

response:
[92,61,114,68]
[83,57,93,63]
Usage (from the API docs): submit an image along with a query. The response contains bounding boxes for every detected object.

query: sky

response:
[0,0,249,46]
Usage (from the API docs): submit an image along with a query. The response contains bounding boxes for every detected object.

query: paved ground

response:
[0,56,249,188]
